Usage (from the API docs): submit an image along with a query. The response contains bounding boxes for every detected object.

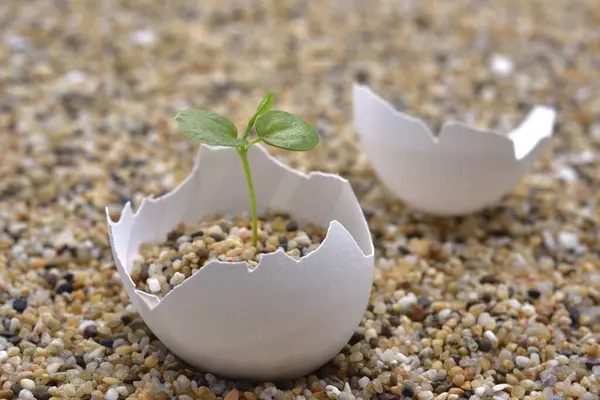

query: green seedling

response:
[173,92,320,247]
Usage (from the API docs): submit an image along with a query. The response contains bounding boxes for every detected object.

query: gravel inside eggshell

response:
[130,212,327,298]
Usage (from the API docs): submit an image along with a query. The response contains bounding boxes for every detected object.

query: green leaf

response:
[255,92,275,116]
[245,92,275,135]
[255,110,320,151]
[174,109,248,147]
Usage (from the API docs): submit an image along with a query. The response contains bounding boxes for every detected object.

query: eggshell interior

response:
[352,84,556,216]
[106,144,374,380]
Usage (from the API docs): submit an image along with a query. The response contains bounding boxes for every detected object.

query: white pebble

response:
[116,386,129,396]
[78,318,95,330]
[130,29,156,46]
[364,328,377,341]
[515,356,531,368]
[62,70,87,85]
[6,35,28,52]
[260,387,278,400]
[373,302,386,315]
[381,349,394,363]
[542,387,554,399]
[20,378,35,390]
[19,389,34,400]
[490,54,514,76]
[148,278,161,293]
[170,272,186,286]
[397,293,417,311]
[358,376,370,388]
[343,383,351,393]
[556,166,578,182]
[484,331,498,344]
[176,235,191,245]
[287,240,298,250]
[176,374,191,390]
[294,235,311,247]
[492,384,511,392]
[477,312,492,326]
[105,388,119,400]
[507,299,521,310]
[558,231,579,249]
[178,242,192,253]
[207,225,223,235]
[325,385,340,399]
[418,391,434,400]
[521,303,536,316]
[438,309,451,322]
[46,362,61,374]
[403,254,418,266]
[394,352,409,363]
[0,350,7,363]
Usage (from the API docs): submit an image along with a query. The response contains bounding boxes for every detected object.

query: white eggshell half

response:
[106,144,374,381]
[352,84,557,216]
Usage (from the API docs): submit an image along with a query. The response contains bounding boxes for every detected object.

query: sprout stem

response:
[238,148,258,247]
[242,119,254,140]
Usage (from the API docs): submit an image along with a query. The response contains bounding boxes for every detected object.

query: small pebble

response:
[12,298,27,313]
[105,388,119,400]
[18,389,34,400]
[148,278,161,293]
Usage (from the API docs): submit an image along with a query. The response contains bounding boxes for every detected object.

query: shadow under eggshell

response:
[106,144,374,380]
[352,84,556,216]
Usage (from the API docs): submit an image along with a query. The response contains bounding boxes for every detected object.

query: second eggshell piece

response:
[352,84,557,216]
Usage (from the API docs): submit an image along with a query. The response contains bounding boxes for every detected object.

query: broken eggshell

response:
[106,144,374,380]
[352,84,557,216]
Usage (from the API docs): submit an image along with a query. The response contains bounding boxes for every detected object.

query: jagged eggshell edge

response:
[106,144,375,380]
[352,84,556,216]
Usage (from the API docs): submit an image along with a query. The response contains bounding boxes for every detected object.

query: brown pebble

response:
[196,387,217,400]
[243,392,258,400]
[0,390,13,399]
[123,374,139,384]
[480,275,500,284]
[195,248,210,262]
[452,374,465,386]
[225,388,240,400]
[154,392,170,400]
[29,258,45,270]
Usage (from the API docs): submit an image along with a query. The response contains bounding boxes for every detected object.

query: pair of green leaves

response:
[173,92,319,151]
